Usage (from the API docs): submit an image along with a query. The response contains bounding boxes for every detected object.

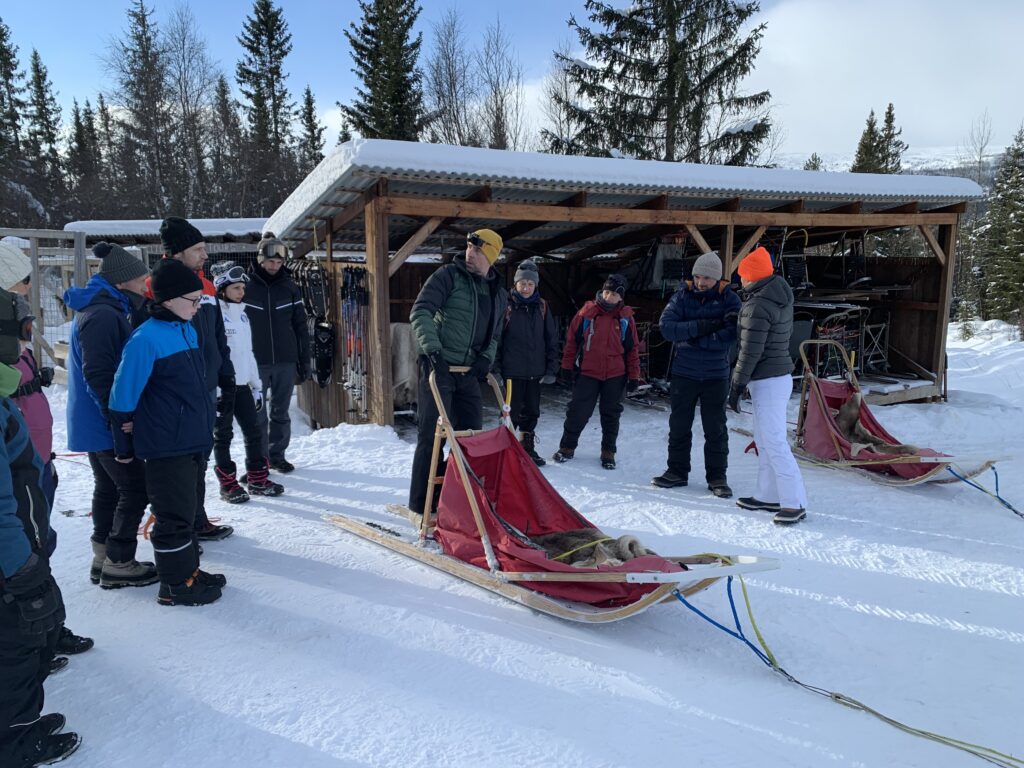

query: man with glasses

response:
[407,229,508,518]
[151,217,235,542]
[244,234,310,474]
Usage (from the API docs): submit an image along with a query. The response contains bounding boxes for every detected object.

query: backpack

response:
[574,313,634,369]
[503,297,547,331]
[0,290,21,365]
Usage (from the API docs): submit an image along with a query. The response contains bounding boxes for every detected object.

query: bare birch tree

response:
[477,18,526,150]
[422,8,482,146]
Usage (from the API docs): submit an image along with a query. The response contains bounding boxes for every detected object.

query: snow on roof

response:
[265,139,984,244]
[63,218,268,239]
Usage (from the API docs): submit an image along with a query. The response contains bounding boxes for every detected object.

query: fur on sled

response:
[834,393,918,456]
[529,528,656,568]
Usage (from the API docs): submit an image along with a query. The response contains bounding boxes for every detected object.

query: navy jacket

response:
[0,396,50,579]
[108,307,215,460]
[495,293,559,380]
[244,265,310,368]
[660,280,741,380]
[196,294,234,390]
[64,275,135,452]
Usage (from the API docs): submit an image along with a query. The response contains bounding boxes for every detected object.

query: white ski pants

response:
[748,375,807,510]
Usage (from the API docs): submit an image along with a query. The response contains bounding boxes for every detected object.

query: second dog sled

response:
[328,367,777,623]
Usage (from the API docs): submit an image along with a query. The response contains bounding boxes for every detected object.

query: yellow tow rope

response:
[552,537,614,561]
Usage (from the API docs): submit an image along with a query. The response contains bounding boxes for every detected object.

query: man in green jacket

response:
[408,230,508,516]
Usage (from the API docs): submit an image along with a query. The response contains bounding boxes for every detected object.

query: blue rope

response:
[946,466,1024,520]
[674,577,772,668]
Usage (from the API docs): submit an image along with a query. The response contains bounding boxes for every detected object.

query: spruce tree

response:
[342,0,425,141]
[338,116,353,144]
[236,0,296,214]
[67,99,104,219]
[978,127,1024,326]
[208,74,247,217]
[879,102,908,174]
[96,93,117,177]
[0,16,26,220]
[850,109,883,173]
[543,0,771,164]
[23,49,64,225]
[297,85,325,175]
[803,153,824,171]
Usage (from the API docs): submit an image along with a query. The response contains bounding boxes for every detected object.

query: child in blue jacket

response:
[108,260,225,606]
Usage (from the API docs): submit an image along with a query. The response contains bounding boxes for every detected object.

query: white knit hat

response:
[0,241,31,291]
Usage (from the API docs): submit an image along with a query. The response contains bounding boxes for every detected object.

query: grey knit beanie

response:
[513,259,539,285]
[692,251,723,281]
[95,242,149,285]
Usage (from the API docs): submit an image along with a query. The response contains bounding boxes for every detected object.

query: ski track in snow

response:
[40,324,1024,767]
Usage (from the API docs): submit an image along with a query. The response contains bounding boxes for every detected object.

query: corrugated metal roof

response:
[63,218,267,240]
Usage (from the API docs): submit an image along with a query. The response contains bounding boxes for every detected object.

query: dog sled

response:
[794,340,991,486]
[328,367,776,623]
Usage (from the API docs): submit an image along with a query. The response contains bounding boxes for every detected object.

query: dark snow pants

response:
[508,378,541,433]
[558,374,626,454]
[193,389,216,533]
[257,362,296,463]
[89,450,148,563]
[409,358,482,515]
[666,375,729,483]
[146,453,202,585]
[214,385,265,472]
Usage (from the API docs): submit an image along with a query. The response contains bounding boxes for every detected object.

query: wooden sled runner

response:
[327,367,778,624]
[793,340,992,485]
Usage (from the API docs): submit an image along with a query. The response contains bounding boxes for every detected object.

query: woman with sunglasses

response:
[107,260,226,606]
[210,262,283,502]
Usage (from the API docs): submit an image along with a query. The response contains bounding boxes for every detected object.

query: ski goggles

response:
[213,264,249,289]
[261,242,289,260]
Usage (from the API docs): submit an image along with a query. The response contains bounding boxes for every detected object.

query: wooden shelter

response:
[263,139,983,427]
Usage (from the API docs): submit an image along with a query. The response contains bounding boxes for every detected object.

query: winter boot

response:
[157,575,222,606]
[708,479,733,499]
[600,450,616,470]
[269,458,295,473]
[552,446,574,463]
[35,713,66,735]
[195,521,234,541]
[100,557,160,589]
[89,540,106,585]
[520,432,546,467]
[652,469,687,488]
[16,729,82,767]
[773,507,807,525]
[736,497,781,512]
[55,626,94,655]
[48,656,69,675]
[216,464,250,504]
[195,569,227,588]
[246,460,284,497]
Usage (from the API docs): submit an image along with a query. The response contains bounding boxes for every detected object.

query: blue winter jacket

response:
[659,280,742,380]
[0,396,50,579]
[107,307,214,460]
[64,275,135,452]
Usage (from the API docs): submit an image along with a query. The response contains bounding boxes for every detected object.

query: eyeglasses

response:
[174,295,203,307]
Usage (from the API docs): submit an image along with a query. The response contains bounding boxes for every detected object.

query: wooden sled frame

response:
[795,340,955,484]
[328,366,778,623]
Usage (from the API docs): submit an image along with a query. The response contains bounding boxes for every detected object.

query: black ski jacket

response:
[244,264,310,370]
[495,292,559,380]
[732,275,795,387]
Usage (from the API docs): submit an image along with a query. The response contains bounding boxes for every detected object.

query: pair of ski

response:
[341,268,369,417]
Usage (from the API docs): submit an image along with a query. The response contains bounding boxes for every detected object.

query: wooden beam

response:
[531,194,670,254]
[292,187,376,258]
[708,197,742,211]
[496,192,588,242]
[364,196,394,426]
[567,224,674,262]
[768,200,804,213]
[876,202,919,215]
[933,222,958,395]
[389,217,442,277]
[928,202,967,214]
[684,225,712,254]
[734,226,767,263]
[379,197,958,229]
[917,225,946,267]
[721,225,735,277]
[822,201,864,215]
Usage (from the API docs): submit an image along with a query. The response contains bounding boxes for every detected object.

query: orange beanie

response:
[737,246,774,281]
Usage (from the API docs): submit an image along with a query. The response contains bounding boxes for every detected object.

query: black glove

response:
[427,351,449,380]
[557,368,576,387]
[1,553,65,641]
[39,366,55,388]
[728,384,743,413]
[626,379,640,393]
[722,311,739,327]
[295,363,311,385]
[469,355,492,381]
[694,319,724,337]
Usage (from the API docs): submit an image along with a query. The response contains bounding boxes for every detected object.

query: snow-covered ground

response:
[42,324,1022,768]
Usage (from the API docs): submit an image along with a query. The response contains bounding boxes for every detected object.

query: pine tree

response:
[297,86,325,175]
[208,74,247,216]
[803,153,824,171]
[543,0,771,164]
[978,127,1024,326]
[236,0,296,214]
[67,99,104,219]
[96,93,117,176]
[879,102,908,174]
[338,116,353,144]
[342,0,425,141]
[0,16,27,220]
[850,109,883,173]
[23,49,64,225]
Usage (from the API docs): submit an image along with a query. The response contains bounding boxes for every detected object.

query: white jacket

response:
[219,299,262,392]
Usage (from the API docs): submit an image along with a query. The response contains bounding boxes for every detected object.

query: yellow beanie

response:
[467,229,503,264]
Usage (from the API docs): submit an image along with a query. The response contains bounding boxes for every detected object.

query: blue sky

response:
[3,0,1021,160]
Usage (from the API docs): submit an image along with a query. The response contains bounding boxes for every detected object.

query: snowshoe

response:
[652,470,687,488]
[708,480,733,499]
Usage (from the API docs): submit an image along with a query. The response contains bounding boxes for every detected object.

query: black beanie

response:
[602,273,628,297]
[151,259,203,303]
[160,216,204,256]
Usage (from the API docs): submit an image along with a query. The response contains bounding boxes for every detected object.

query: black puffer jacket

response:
[244,265,310,369]
[732,275,794,387]
[495,293,559,380]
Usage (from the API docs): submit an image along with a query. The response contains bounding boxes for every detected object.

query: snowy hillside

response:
[774,145,1005,174]
[42,324,1023,768]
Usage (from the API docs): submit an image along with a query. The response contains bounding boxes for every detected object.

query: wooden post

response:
[721,225,735,279]
[28,237,43,363]
[364,193,394,426]
[933,221,958,399]
[72,230,87,287]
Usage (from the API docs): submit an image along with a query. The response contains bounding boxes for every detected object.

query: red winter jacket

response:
[561,300,641,381]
